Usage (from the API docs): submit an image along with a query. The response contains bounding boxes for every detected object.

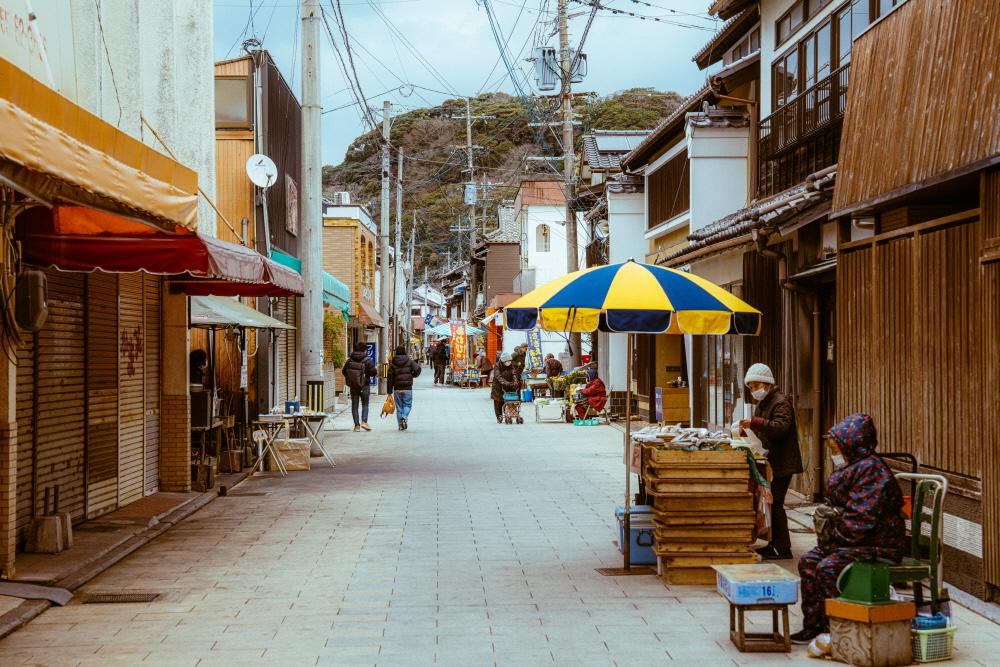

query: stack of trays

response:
[645,448,758,584]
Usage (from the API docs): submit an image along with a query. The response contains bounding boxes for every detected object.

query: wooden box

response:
[652,509,756,526]
[647,478,750,494]
[652,492,753,512]
[647,449,747,465]
[646,464,750,480]
[829,617,912,666]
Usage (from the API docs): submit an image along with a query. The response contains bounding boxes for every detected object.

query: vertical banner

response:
[365,342,378,386]
[450,320,468,371]
[525,330,543,370]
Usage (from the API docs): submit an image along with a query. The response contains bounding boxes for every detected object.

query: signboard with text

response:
[0,0,77,99]
[525,330,543,370]
[450,320,467,370]
[365,342,378,386]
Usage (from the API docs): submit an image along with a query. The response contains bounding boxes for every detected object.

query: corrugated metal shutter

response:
[86,272,119,517]
[36,271,86,521]
[144,273,161,495]
[117,274,145,506]
[276,297,297,403]
[15,331,35,540]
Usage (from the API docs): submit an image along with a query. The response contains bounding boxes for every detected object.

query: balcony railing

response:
[757,64,849,198]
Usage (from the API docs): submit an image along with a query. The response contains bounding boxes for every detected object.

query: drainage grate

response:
[84,593,160,604]
[227,492,268,497]
[73,525,125,533]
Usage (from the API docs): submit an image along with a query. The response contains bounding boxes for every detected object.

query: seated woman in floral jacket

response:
[792,413,906,644]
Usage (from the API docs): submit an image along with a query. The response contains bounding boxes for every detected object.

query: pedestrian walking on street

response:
[476,349,493,388]
[738,363,804,561]
[387,345,421,430]
[342,343,377,431]
[791,413,905,645]
[432,339,449,385]
[491,353,520,423]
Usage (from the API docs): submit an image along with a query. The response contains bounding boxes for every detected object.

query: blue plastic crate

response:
[615,505,656,565]
[714,564,799,605]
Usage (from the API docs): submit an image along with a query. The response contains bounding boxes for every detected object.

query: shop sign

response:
[365,341,377,385]
[0,0,77,99]
[285,175,298,235]
[525,330,543,369]
[450,320,467,370]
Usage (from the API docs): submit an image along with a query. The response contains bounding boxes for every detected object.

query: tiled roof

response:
[692,7,760,70]
[581,130,651,172]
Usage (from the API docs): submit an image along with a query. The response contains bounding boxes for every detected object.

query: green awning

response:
[271,249,351,312]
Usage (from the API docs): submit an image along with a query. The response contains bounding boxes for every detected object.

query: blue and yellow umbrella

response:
[504,259,761,335]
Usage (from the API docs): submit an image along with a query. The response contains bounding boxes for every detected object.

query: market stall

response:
[503,259,762,573]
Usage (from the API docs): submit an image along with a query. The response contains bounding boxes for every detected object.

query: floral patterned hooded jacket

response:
[825,413,906,555]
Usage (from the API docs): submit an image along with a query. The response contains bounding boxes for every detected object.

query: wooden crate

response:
[652,509,756,526]
[647,478,750,494]
[647,449,747,465]
[646,464,750,480]
[660,566,718,585]
[657,551,759,568]
[651,492,753,512]
[653,523,755,542]
[654,541,755,554]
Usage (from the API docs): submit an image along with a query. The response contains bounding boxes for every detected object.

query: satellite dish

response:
[246,154,278,188]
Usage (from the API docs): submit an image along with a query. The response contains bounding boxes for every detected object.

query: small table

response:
[534,403,567,423]
[251,418,288,476]
[729,602,791,653]
[293,414,335,468]
[714,563,796,653]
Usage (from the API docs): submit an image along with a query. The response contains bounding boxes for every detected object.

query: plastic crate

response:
[912,613,949,631]
[911,626,956,663]
[573,419,600,425]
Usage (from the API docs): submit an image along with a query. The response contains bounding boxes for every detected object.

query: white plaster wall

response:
[688,124,751,234]
[69,0,216,235]
[605,190,646,390]
[689,247,745,286]
[521,204,586,287]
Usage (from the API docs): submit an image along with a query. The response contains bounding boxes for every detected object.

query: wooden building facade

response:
[830,0,1000,597]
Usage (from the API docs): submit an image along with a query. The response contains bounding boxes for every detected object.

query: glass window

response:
[816,22,832,80]
[803,35,816,89]
[773,51,799,107]
[790,2,804,26]
[837,8,852,66]
[536,224,550,252]
[778,16,791,43]
[877,0,897,18]
[750,28,760,53]
[852,0,870,39]
[214,77,251,129]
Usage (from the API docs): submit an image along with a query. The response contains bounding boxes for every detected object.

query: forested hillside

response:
[322,88,683,274]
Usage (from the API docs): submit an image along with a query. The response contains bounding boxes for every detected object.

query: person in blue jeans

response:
[387,345,421,430]
[342,343,377,431]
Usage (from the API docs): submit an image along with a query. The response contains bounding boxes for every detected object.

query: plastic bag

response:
[807,633,831,658]
[380,394,395,418]
[755,484,773,542]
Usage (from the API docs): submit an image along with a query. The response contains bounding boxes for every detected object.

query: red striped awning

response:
[20,232,304,297]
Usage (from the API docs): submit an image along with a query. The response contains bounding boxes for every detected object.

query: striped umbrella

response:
[503,259,761,574]
[504,259,761,335]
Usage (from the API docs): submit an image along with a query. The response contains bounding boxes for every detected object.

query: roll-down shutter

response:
[86,272,119,517]
[15,331,35,540]
[35,272,86,521]
[144,273,161,494]
[118,274,145,505]
[276,296,297,404]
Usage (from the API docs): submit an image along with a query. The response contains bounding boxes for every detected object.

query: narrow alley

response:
[0,375,997,666]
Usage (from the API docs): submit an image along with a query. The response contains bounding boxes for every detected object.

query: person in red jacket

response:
[574,370,607,419]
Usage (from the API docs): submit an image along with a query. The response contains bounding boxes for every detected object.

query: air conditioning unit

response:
[331,191,351,205]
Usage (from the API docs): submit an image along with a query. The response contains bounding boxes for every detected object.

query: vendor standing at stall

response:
[738,363,803,561]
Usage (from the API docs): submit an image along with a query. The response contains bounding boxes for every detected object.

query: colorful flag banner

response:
[526,330,543,370]
[450,319,468,370]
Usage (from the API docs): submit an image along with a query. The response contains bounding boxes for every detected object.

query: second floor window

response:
[536,224,551,252]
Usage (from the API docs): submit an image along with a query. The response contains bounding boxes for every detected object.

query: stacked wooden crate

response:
[645,448,758,584]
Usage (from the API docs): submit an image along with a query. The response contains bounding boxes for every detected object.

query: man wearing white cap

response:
[738,363,804,560]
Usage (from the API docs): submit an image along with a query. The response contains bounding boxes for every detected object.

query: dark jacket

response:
[476,353,493,373]
[749,389,804,479]
[342,350,377,390]
[825,413,906,555]
[432,344,450,365]
[387,354,421,392]
[490,364,520,401]
[510,347,527,375]
[543,357,563,378]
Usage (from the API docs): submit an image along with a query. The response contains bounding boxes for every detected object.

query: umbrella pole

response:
[624,333,633,571]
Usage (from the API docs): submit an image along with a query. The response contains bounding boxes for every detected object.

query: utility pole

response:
[378,100,391,393]
[299,0,324,397]
[558,0,581,366]
[393,147,404,350]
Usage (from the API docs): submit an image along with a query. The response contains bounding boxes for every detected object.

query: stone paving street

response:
[2,372,1000,666]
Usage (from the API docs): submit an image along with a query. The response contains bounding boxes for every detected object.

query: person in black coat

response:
[342,343,378,431]
[432,339,450,385]
[387,345,421,430]
[490,353,520,423]
[739,362,805,560]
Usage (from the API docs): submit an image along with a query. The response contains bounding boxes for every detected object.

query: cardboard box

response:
[270,438,310,471]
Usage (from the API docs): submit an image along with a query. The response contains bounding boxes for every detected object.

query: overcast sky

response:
[212,0,722,167]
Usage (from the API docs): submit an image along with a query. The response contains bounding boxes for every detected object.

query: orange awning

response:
[0,58,199,232]
[356,303,385,328]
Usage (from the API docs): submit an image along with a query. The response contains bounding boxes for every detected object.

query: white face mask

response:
[831,454,847,469]
[751,388,768,401]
